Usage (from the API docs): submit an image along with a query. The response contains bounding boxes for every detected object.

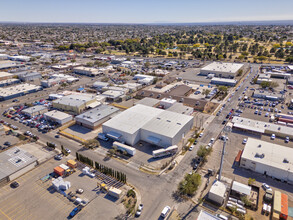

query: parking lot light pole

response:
[218,125,232,181]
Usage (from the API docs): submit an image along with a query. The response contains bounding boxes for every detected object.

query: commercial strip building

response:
[0,79,20,87]
[75,105,120,130]
[44,110,73,125]
[0,71,14,80]
[101,90,125,102]
[102,104,193,148]
[51,63,81,71]
[232,116,293,139]
[9,55,30,62]
[200,62,244,78]
[0,60,24,70]
[240,138,293,184]
[52,94,97,114]
[41,74,79,87]
[252,91,283,101]
[0,83,42,101]
[16,71,42,82]
[0,147,38,186]
[73,66,101,77]
[22,105,48,117]
[211,77,237,87]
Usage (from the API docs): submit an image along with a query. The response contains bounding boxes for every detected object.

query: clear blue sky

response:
[1,0,293,23]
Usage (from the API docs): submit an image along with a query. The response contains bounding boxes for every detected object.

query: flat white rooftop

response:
[0,83,42,97]
[242,138,293,173]
[142,110,193,138]
[53,94,95,107]
[44,110,72,120]
[201,62,244,74]
[0,71,13,78]
[103,104,163,135]
[232,116,293,137]
[211,77,237,83]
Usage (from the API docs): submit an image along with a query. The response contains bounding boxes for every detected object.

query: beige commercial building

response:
[52,94,97,114]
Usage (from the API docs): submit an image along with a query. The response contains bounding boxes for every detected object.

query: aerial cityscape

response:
[1,1,293,220]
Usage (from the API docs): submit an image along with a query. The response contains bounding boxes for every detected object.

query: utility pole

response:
[218,126,232,181]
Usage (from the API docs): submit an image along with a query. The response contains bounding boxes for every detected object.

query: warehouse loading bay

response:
[0,157,125,220]
[97,114,199,170]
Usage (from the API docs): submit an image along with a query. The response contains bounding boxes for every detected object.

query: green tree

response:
[178,173,201,196]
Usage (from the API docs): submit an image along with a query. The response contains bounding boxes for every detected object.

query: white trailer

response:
[112,141,136,156]
[152,145,178,158]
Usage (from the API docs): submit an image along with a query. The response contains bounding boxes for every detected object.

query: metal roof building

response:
[134,97,160,107]
[76,105,120,130]
[240,138,293,183]
[0,83,42,101]
[232,116,293,138]
[44,110,73,125]
[166,103,193,115]
[0,147,37,186]
[22,105,48,117]
[200,62,244,78]
[52,94,97,114]
[211,77,237,86]
[102,104,193,147]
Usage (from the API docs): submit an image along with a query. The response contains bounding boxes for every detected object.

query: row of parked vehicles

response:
[3,107,58,133]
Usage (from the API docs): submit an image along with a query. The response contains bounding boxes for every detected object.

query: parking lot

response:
[0,156,126,220]
[0,133,19,150]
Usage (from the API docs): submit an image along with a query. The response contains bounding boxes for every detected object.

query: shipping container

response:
[67,160,77,168]
[54,166,65,176]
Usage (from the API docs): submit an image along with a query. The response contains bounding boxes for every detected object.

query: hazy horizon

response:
[1,0,293,24]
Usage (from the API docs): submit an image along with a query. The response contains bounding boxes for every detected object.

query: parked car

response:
[135,204,144,217]
[193,163,198,171]
[199,133,203,138]
[189,145,194,151]
[65,148,71,154]
[69,205,83,218]
[76,188,84,194]
[10,181,19,188]
[242,138,247,144]
[271,134,275,140]
[262,183,272,191]
[285,136,290,143]
[160,206,171,218]
[54,154,63,160]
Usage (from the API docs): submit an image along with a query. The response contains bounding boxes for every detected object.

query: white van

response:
[160,206,171,218]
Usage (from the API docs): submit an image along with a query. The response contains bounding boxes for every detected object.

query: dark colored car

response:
[10,181,19,188]
[69,205,83,218]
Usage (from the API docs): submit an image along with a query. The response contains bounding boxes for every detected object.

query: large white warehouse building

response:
[240,138,293,184]
[102,104,193,148]
[200,62,244,78]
